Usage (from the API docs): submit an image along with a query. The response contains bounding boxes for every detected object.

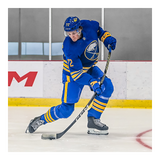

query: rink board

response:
[8,98,152,109]
[8,61,152,109]
[8,61,152,100]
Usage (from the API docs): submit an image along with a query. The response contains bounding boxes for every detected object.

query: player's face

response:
[67,30,81,42]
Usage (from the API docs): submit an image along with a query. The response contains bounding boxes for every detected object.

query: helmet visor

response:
[64,28,81,37]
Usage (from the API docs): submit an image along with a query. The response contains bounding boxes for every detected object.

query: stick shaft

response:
[56,93,96,139]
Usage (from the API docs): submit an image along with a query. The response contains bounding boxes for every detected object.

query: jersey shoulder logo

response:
[84,40,99,61]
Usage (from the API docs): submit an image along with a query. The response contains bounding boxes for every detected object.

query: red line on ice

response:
[136,129,152,150]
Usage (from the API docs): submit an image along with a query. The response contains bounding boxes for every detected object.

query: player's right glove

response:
[104,36,117,50]
[89,79,105,95]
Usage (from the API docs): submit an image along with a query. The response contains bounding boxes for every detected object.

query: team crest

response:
[74,18,77,22]
[84,40,99,61]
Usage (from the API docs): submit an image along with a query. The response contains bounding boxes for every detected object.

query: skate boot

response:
[87,116,109,135]
[25,116,44,133]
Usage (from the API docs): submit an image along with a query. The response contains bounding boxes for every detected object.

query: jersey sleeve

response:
[65,54,93,85]
[97,26,111,43]
[86,20,112,43]
[89,20,99,31]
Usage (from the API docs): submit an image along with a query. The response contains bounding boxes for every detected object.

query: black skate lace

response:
[94,119,105,127]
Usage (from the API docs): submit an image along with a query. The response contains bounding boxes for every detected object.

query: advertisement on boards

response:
[8,61,43,97]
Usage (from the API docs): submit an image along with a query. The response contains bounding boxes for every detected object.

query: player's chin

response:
[72,38,78,42]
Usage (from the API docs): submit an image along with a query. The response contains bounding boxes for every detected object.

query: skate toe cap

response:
[102,125,109,130]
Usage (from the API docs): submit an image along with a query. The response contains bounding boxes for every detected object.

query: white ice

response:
[8,107,152,152]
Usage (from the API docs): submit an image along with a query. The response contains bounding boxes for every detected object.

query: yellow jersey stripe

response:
[94,99,107,106]
[64,82,68,103]
[92,102,106,110]
[71,69,82,75]
[66,75,70,82]
[48,109,55,122]
[92,106,103,113]
[83,70,88,73]
[44,114,50,123]
[71,71,81,78]
[83,66,90,70]
[73,72,83,81]
[63,63,69,69]
[63,60,68,64]
[63,67,70,72]
[101,32,111,42]
[46,110,53,122]
[71,69,83,80]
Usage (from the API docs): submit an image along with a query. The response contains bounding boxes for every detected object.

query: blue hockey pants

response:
[41,66,114,124]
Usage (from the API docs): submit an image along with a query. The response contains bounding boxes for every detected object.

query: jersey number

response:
[68,59,74,67]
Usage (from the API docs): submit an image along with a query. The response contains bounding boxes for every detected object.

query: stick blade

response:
[41,133,57,140]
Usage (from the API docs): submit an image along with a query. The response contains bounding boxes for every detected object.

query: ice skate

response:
[25,116,44,133]
[87,116,109,135]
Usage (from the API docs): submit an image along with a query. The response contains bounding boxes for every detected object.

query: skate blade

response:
[25,119,33,133]
[25,128,28,133]
[87,128,109,135]
[25,125,30,133]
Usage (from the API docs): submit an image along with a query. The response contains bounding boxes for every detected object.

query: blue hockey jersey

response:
[62,20,111,86]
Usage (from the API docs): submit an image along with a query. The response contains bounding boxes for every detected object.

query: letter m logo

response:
[8,71,38,87]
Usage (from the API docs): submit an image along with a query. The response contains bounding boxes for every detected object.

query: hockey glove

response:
[89,80,105,95]
[104,36,117,50]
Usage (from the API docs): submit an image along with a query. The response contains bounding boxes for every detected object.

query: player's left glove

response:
[89,80,105,95]
[104,36,117,50]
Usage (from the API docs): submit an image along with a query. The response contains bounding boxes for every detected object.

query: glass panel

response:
[8,9,19,60]
[20,42,63,56]
[8,8,102,60]
[8,42,18,55]
[52,42,63,56]
[21,42,43,55]
[16,8,49,59]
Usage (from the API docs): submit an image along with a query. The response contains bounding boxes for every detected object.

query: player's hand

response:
[104,36,117,50]
[89,80,105,95]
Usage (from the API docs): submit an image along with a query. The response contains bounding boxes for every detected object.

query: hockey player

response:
[26,16,116,135]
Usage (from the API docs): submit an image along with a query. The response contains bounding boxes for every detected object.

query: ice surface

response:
[5,107,155,155]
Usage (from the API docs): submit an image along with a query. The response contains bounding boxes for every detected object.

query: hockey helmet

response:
[64,16,81,32]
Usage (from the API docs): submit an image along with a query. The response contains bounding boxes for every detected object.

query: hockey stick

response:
[41,47,112,140]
